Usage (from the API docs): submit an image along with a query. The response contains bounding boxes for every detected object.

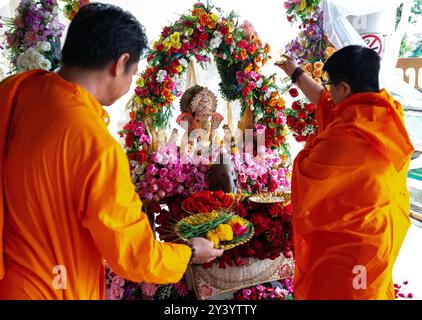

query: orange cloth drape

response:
[0,70,191,299]
[292,89,414,300]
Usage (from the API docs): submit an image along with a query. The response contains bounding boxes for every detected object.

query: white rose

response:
[39,59,52,70]
[156,69,167,83]
[210,37,222,49]
[256,78,263,88]
[175,77,185,91]
[36,41,51,52]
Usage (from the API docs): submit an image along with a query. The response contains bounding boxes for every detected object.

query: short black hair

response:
[323,45,380,93]
[61,3,148,71]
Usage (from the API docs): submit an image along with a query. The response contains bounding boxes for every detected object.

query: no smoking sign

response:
[362,34,383,55]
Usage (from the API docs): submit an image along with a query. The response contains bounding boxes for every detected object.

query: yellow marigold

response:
[303,63,313,73]
[228,217,247,227]
[206,231,220,247]
[215,224,233,242]
[313,61,324,70]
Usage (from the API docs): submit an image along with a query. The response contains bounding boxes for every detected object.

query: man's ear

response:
[111,53,130,77]
[342,81,352,97]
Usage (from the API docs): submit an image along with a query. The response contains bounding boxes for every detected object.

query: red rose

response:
[125,132,135,147]
[200,32,209,42]
[304,103,315,113]
[291,101,302,111]
[297,110,307,120]
[289,87,299,98]
[183,20,193,28]
[136,150,148,163]
[269,179,278,192]
[238,39,247,48]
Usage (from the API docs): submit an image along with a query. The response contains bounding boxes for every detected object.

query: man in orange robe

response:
[277,46,414,299]
[0,4,222,299]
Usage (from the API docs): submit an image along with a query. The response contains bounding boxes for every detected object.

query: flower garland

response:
[129,2,289,151]
[0,0,64,72]
[60,0,90,20]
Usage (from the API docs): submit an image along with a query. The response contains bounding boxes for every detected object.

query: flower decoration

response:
[231,146,290,194]
[284,6,329,65]
[284,88,317,142]
[0,0,64,72]
[128,2,289,156]
[284,0,321,24]
[135,145,209,203]
[60,0,90,20]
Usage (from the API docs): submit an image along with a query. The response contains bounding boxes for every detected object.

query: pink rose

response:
[159,168,169,179]
[146,164,158,176]
[232,223,247,237]
[152,153,163,164]
[110,285,124,300]
[176,173,187,183]
[111,275,125,287]
[239,173,247,183]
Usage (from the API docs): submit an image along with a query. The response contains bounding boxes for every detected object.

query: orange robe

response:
[292,89,414,300]
[0,70,191,299]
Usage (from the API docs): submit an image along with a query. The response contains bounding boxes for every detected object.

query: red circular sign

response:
[362,34,383,55]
